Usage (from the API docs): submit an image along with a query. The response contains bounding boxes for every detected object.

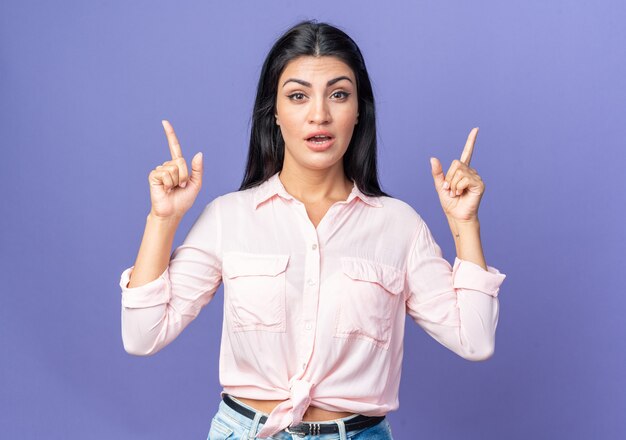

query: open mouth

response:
[306,135,334,144]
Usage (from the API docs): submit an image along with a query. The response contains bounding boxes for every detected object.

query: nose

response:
[307,97,331,125]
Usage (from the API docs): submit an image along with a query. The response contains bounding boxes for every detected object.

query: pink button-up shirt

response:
[119,171,506,438]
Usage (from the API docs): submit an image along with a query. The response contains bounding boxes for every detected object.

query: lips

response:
[305,136,335,152]
[305,130,334,142]
[307,135,333,143]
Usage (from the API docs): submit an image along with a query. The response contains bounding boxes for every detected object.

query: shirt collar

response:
[252,171,383,209]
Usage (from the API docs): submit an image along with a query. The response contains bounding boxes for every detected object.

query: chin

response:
[292,154,340,171]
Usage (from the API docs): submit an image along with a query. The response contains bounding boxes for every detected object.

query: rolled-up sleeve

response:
[405,218,506,361]
[119,196,223,356]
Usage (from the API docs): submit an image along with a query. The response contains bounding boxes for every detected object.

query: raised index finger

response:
[460,127,479,165]
[161,120,183,160]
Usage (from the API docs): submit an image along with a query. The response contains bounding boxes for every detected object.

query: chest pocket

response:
[223,252,289,332]
[335,257,405,349]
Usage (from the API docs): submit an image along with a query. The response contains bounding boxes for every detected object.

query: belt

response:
[222,393,385,436]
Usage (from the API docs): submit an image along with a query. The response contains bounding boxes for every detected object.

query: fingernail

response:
[449,190,454,197]
[443,181,450,190]
[180,181,187,188]
[456,190,461,195]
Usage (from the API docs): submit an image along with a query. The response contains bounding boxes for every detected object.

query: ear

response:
[275,114,280,125]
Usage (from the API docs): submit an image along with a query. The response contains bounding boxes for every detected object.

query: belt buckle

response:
[285,424,309,437]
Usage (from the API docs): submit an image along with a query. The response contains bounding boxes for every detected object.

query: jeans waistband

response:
[221,393,385,436]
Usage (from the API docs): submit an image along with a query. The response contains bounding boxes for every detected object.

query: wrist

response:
[147,211,183,228]
[447,215,480,228]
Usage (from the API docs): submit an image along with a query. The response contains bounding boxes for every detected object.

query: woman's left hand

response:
[429,127,485,223]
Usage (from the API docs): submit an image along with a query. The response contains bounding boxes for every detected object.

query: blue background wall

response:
[1,1,624,438]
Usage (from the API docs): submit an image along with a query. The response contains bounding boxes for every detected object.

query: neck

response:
[278,163,353,205]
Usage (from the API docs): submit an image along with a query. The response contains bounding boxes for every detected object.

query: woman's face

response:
[275,55,359,173]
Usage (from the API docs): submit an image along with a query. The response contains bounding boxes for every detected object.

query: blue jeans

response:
[208,395,394,440]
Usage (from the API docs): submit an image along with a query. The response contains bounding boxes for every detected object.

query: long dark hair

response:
[238,19,390,198]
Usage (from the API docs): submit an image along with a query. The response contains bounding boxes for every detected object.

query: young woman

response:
[119,20,506,440]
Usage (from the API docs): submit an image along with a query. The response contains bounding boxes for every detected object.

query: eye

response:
[331,91,351,100]
[287,92,306,101]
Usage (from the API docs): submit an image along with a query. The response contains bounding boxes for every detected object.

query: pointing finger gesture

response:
[147,120,204,219]
[429,127,485,222]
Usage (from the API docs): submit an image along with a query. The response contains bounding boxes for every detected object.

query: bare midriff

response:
[234,396,355,422]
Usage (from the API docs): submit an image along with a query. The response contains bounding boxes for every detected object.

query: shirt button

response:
[305,322,312,330]
[311,243,318,250]
[307,279,315,286]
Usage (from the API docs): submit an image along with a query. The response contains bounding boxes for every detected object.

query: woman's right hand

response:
[148,120,203,219]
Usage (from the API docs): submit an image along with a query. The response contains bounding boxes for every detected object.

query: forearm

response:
[446,216,487,271]
[126,213,182,288]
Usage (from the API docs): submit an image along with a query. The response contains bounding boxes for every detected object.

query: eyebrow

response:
[282,76,353,88]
